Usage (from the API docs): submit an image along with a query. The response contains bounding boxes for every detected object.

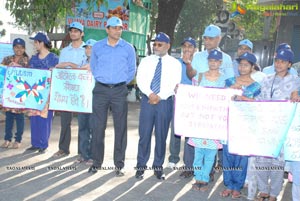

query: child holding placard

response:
[188,49,225,191]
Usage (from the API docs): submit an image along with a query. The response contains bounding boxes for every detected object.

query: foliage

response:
[50,48,60,56]
[0,20,6,38]
[5,0,94,34]
[173,0,221,48]
[145,0,186,54]
[224,0,277,41]
[145,0,158,55]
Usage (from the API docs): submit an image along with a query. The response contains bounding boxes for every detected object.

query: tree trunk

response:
[156,0,186,47]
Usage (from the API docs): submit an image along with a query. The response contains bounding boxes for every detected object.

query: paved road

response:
[0,102,292,201]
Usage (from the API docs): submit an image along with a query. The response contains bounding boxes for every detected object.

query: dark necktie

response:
[150,58,162,94]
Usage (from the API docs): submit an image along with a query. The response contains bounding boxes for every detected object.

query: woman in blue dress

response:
[26,33,59,153]
[220,52,261,199]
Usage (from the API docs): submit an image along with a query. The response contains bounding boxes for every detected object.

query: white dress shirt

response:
[137,54,181,100]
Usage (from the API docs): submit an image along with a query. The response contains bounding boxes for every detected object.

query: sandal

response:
[52,150,68,157]
[12,142,21,149]
[180,170,194,178]
[0,141,11,148]
[269,196,277,201]
[192,181,209,191]
[220,189,232,197]
[232,190,241,199]
[256,192,269,201]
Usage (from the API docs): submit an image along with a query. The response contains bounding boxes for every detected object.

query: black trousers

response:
[58,111,73,154]
[91,82,128,169]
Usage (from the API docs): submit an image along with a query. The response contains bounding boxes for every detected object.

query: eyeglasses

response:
[153,43,163,47]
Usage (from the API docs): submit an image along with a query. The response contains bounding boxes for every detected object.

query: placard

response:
[49,68,94,113]
[284,104,300,161]
[0,65,7,104]
[2,67,51,110]
[174,84,241,140]
[228,101,295,157]
[0,43,14,63]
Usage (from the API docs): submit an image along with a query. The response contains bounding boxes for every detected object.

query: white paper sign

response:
[228,101,295,157]
[284,104,300,161]
[174,84,241,140]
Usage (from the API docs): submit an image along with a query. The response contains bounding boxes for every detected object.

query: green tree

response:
[5,0,94,34]
[224,0,276,41]
[173,0,221,48]
[0,20,6,38]
[146,0,186,54]
[155,0,186,45]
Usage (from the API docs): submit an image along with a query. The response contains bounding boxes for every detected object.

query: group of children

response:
[187,46,299,201]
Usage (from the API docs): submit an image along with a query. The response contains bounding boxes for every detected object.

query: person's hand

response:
[55,62,70,68]
[290,96,300,102]
[9,62,21,67]
[148,93,161,104]
[81,64,91,71]
[231,83,243,90]
[182,51,192,64]
[290,91,300,102]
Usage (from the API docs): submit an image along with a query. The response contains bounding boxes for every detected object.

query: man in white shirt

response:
[135,32,181,180]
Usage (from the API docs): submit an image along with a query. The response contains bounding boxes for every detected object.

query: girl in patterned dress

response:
[189,49,226,191]
[255,49,300,201]
[0,38,29,149]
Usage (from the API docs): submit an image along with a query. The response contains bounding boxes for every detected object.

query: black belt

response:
[97,81,126,88]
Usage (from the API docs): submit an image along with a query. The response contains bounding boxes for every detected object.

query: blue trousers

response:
[137,95,173,169]
[4,111,24,143]
[194,147,217,182]
[78,113,92,160]
[222,144,248,191]
[30,111,53,149]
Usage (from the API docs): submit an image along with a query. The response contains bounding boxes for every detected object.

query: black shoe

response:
[38,148,47,153]
[116,168,125,177]
[154,170,165,180]
[135,170,144,179]
[88,165,99,174]
[26,146,39,151]
[179,170,194,178]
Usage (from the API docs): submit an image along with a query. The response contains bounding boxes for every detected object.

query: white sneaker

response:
[168,162,176,169]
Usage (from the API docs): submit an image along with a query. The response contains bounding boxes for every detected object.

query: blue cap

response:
[106,16,123,28]
[208,49,222,60]
[69,22,84,32]
[29,32,50,44]
[237,52,257,64]
[275,49,294,62]
[154,32,170,43]
[181,37,196,47]
[276,43,291,52]
[239,39,253,50]
[203,24,221,37]
[83,39,97,47]
[13,38,25,47]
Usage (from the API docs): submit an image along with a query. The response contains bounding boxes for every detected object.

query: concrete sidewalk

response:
[0,102,292,201]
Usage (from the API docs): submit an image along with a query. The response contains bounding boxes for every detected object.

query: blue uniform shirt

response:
[59,43,87,68]
[90,38,136,84]
[178,58,192,85]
